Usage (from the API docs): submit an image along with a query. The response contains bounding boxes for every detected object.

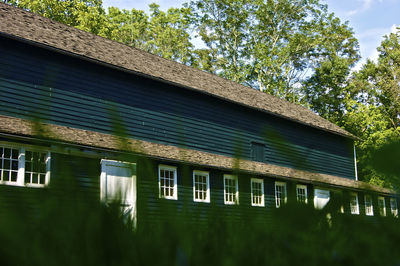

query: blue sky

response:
[102,0,400,69]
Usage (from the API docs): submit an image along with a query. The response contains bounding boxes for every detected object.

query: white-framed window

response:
[296,184,308,204]
[251,178,264,207]
[223,174,238,205]
[350,192,359,215]
[364,195,373,216]
[158,165,177,200]
[0,146,50,187]
[193,170,210,203]
[390,198,398,218]
[378,196,386,217]
[275,181,287,208]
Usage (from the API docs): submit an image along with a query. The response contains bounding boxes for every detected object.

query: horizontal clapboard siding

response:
[0,37,355,179]
[50,154,101,202]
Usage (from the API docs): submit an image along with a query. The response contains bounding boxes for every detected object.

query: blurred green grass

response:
[1,186,399,266]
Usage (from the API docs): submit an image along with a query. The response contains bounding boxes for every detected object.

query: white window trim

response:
[158,165,178,200]
[0,145,50,188]
[193,170,210,203]
[350,192,359,215]
[223,174,239,205]
[275,181,287,208]
[250,178,264,207]
[390,198,398,218]
[378,196,386,217]
[364,195,374,216]
[296,184,308,204]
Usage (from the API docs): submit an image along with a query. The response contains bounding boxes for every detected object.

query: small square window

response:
[350,192,359,215]
[251,178,264,207]
[193,170,210,203]
[224,175,238,205]
[378,196,386,217]
[251,142,265,162]
[158,165,177,200]
[275,182,287,208]
[364,195,373,216]
[296,184,308,204]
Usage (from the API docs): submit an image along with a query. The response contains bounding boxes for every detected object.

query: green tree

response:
[343,29,400,187]
[190,0,253,83]
[104,4,194,64]
[104,7,149,48]
[302,13,360,122]
[5,0,108,36]
[190,0,359,104]
[146,3,194,64]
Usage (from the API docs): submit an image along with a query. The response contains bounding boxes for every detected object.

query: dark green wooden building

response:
[0,3,397,225]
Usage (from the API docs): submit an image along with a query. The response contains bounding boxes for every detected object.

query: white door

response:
[100,160,136,224]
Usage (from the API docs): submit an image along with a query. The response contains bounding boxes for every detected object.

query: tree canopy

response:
[342,30,400,187]
[189,0,360,105]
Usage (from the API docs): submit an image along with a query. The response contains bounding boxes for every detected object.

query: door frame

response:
[100,159,137,225]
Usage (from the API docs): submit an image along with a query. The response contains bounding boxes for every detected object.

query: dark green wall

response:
[135,157,321,225]
[0,150,392,223]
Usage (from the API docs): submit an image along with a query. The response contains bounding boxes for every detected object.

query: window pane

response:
[25,172,31,183]
[11,160,18,171]
[32,174,38,184]
[33,157,39,172]
[39,174,45,185]
[11,149,19,160]
[26,161,32,172]
[40,153,46,162]
[3,170,9,181]
[3,159,10,170]
[4,148,10,159]
[11,171,17,182]
[40,162,46,173]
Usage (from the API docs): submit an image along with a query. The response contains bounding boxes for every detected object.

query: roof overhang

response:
[0,115,392,194]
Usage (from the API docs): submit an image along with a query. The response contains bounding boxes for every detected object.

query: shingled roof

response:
[0,115,393,194]
[0,3,355,139]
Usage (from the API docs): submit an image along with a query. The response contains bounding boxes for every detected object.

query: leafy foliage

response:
[6,0,108,35]
[103,4,194,64]
[190,0,360,104]
[342,29,400,187]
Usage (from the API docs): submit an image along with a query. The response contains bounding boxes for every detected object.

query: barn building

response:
[0,3,397,224]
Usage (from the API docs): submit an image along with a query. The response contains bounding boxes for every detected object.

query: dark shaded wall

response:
[0,36,355,179]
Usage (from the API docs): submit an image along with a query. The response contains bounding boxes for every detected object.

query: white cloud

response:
[353,23,398,70]
[390,24,399,34]
[346,0,375,16]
